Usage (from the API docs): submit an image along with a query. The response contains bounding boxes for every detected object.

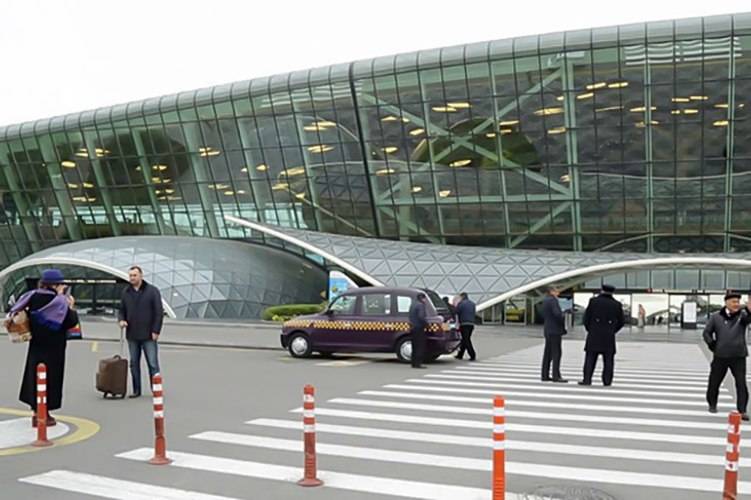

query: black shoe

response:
[552,378,569,383]
[541,377,552,382]
[708,406,718,414]
[603,383,612,387]
[412,365,428,369]
[129,392,142,399]
[577,381,591,386]
[742,413,750,422]
[469,358,476,362]
[454,355,463,360]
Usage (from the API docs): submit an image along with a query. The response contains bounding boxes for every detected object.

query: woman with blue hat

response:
[14,268,79,427]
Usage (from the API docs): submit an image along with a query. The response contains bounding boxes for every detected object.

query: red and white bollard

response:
[32,363,52,447]
[723,411,742,500]
[298,384,323,487]
[492,395,505,500]
[148,373,172,465]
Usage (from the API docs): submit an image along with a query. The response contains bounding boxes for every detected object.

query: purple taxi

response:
[281,287,461,362]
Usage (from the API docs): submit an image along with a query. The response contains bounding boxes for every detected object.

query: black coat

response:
[583,293,625,354]
[703,308,750,358]
[19,290,79,411]
[542,295,566,337]
[118,281,164,341]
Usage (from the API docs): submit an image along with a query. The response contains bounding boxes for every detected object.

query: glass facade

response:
[1,14,751,268]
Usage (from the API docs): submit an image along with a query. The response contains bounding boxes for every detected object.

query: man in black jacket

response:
[455,293,477,361]
[118,266,164,398]
[703,291,750,420]
[541,286,567,383]
[579,284,624,387]
[409,294,428,369]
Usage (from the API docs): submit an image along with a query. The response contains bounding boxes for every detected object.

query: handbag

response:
[5,310,31,343]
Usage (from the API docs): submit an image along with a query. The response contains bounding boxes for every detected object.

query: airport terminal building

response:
[1,13,751,323]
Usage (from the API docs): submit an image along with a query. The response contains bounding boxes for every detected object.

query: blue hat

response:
[40,268,65,284]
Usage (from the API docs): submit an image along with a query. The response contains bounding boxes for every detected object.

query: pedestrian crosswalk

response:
[18,340,746,499]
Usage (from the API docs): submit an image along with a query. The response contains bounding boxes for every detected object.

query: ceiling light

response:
[635,120,660,128]
[308,145,334,153]
[499,120,519,126]
[237,190,246,195]
[381,146,398,154]
[165,189,175,194]
[595,106,623,112]
[61,160,76,168]
[671,97,690,103]
[560,174,571,183]
[485,132,497,138]
[670,110,681,115]
[82,182,94,188]
[447,102,471,109]
[500,128,513,135]
[438,190,452,198]
[152,164,168,171]
[432,106,458,113]
[411,186,423,193]
[629,106,657,112]
[548,126,567,135]
[715,103,729,109]
[375,168,396,176]
[315,121,337,127]
[586,82,607,90]
[94,148,110,157]
[281,166,306,177]
[294,192,306,199]
[198,147,221,157]
[256,164,268,172]
[690,95,709,101]
[713,120,729,127]
[67,183,79,189]
[381,115,410,123]
[240,167,248,173]
[555,95,565,102]
[409,128,425,136]
[72,196,96,203]
[683,109,699,114]
[208,183,230,190]
[75,148,88,157]
[272,182,289,191]
[739,104,745,109]
[449,159,472,168]
[135,166,142,171]
[576,92,594,100]
[534,107,564,116]
[223,190,235,196]
[607,82,629,89]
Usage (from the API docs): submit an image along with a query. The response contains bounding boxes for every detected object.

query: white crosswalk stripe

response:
[16,340,745,499]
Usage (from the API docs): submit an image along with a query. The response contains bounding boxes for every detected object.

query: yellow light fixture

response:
[671,97,690,103]
[555,95,565,102]
[294,192,306,200]
[595,106,623,112]
[316,120,337,128]
[381,146,399,154]
[237,190,246,195]
[307,145,334,153]
[683,109,699,114]
[94,148,110,157]
[82,182,94,188]
[713,120,729,127]
[135,166,142,171]
[447,102,471,109]
[152,164,168,171]
[281,166,306,177]
[198,147,221,157]
[67,183,79,189]
[690,95,709,101]
[629,106,657,112]
[715,103,729,109]
[500,128,513,135]
[534,107,564,116]
[223,190,235,196]
[449,159,472,168]
[607,82,629,89]
[499,120,519,126]
[411,186,423,193]
[75,148,88,158]
[409,128,426,136]
[256,164,268,172]
[61,160,76,168]
[165,189,175,194]
[375,168,396,176]
[576,92,594,100]
[635,120,660,128]
[548,126,567,135]
[381,115,410,123]
[560,174,571,183]
[438,190,452,198]
[586,82,607,90]
[432,106,458,113]
[208,183,230,190]
[485,132,497,138]
[240,167,248,173]
[72,196,96,203]
[670,110,681,115]
[272,182,289,191]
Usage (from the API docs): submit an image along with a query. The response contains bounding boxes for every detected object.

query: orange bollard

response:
[492,395,505,500]
[723,411,742,500]
[32,363,52,447]
[148,374,172,465]
[298,385,323,487]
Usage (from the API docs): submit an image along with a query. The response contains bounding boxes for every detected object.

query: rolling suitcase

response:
[96,327,128,399]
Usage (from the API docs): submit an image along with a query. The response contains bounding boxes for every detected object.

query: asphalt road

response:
[0,327,739,500]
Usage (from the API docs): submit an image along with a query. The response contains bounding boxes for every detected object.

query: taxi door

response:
[358,292,396,351]
[312,294,360,349]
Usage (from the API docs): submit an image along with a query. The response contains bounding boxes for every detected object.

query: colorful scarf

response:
[10,289,70,331]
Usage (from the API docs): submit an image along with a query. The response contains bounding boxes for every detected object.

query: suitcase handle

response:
[119,326,125,358]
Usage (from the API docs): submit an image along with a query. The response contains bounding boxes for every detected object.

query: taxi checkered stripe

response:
[284,319,445,332]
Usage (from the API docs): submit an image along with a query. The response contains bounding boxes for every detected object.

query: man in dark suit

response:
[409,293,429,369]
[541,286,568,383]
[579,284,625,386]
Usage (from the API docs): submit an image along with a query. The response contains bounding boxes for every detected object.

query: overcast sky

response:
[1,0,749,126]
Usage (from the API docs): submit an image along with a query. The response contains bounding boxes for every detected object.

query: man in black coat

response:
[579,284,625,386]
[703,291,750,420]
[541,286,568,383]
[118,266,164,397]
[409,293,429,369]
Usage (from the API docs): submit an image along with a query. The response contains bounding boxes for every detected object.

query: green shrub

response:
[262,303,325,322]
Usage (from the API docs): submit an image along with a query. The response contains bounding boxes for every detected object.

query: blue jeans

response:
[128,339,160,394]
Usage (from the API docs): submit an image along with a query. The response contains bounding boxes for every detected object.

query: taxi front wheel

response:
[288,332,313,358]
[395,337,412,363]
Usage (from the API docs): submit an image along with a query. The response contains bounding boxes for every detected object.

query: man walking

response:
[541,286,567,383]
[118,266,164,398]
[455,292,477,361]
[579,284,624,386]
[703,291,750,420]
[409,293,428,369]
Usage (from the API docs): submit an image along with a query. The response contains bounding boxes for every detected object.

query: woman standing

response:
[16,269,78,427]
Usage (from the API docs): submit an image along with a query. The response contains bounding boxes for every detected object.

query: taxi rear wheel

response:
[288,332,313,358]
[395,337,412,363]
